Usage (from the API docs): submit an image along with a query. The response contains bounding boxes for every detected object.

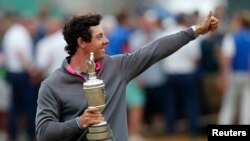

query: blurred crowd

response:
[0,3,250,141]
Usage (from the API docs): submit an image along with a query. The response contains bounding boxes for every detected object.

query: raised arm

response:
[112,11,219,81]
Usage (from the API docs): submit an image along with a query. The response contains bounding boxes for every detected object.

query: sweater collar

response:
[62,56,102,78]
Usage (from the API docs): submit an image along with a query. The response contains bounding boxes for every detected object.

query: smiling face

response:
[83,25,109,60]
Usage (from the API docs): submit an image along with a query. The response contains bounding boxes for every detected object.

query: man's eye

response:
[97,35,103,39]
[96,34,103,39]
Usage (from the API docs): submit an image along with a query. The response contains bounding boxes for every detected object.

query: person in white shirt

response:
[2,15,36,141]
[161,13,201,137]
[36,19,67,77]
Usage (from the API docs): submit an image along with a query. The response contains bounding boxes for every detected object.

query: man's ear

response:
[77,37,86,48]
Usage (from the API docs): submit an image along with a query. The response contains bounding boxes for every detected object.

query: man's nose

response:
[103,36,109,45]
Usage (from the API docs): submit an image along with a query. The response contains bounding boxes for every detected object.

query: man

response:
[2,14,36,141]
[217,10,250,125]
[35,11,219,141]
[161,13,201,137]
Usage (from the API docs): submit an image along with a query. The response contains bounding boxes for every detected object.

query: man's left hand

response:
[194,11,220,36]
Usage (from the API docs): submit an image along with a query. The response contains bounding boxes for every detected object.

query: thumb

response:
[206,11,213,20]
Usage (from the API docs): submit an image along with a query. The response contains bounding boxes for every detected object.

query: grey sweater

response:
[35,28,196,141]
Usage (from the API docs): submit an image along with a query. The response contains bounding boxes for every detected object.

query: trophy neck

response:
[88,72,97,80]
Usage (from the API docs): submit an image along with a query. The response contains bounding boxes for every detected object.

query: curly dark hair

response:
[62,13,102,56]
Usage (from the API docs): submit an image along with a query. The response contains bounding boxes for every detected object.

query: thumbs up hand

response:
[193,11,219,36]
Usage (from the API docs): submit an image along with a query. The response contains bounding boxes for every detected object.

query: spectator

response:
[217,10,250,125]
[2,14,36,141]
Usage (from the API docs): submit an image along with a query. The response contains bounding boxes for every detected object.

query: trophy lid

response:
[87,52,96,80]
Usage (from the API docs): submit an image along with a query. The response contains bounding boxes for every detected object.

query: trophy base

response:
[86,121,114,141]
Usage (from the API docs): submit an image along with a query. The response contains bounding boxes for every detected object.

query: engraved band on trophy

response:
[83,52,114,141]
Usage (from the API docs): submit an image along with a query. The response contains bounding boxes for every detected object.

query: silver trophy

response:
[83,52,114,141]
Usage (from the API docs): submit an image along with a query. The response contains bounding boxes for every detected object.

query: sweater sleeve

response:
[112,28,196,81]
[35,83,83,141]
